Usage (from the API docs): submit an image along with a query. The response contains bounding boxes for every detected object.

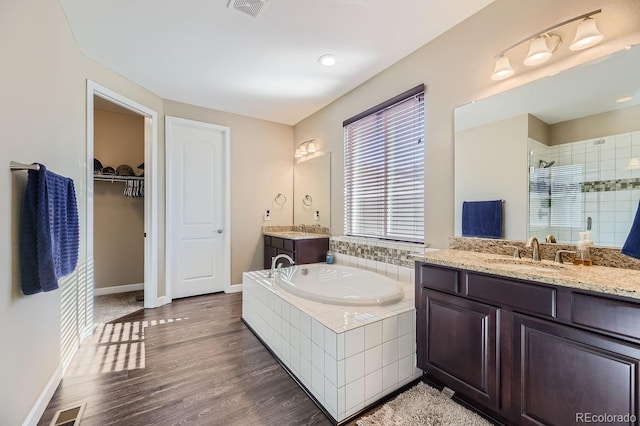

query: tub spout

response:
[269,254,295,278]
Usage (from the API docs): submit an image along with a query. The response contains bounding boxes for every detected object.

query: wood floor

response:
[39,292,339,426]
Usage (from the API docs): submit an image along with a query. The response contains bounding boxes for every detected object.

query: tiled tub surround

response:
[242,268,421,423]
[415,248,640,300]
[449,236,640,270]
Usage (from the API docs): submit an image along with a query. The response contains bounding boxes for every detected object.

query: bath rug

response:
[356,382,492,426]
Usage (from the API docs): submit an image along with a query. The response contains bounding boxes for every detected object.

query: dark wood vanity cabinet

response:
[263,235,329,269]
[416,262,640,426]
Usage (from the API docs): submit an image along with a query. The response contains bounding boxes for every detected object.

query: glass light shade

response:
[490,56,514,81]
[306,141,317,153]
[570,18,603,51]
[295,147,305,157]
[524,36,553,66]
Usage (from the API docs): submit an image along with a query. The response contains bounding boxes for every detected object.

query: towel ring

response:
[302,194,313,206]
[275,193,287,206]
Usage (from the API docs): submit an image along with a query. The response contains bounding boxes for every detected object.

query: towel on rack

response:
[20,164,79,295]
[621,200,640,259]
[461,200,503,239]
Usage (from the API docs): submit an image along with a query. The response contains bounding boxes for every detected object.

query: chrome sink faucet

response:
[269,254,295,278]
[526,237,541,262]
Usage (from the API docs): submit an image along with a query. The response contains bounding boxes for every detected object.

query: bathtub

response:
[276,263,404,306]
[242,263,421,423]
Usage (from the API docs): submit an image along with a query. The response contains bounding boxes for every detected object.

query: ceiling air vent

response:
[228,0,269,18]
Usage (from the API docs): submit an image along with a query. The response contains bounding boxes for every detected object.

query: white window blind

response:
[344,86,425,242]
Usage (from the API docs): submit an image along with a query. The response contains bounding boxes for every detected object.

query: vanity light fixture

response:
[295,139,317,158]
[491,9,603,81]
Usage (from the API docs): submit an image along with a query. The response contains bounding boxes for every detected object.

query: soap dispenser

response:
[573,231,593,266]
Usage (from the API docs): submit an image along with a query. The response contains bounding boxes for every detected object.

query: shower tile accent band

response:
[582,177,640,193]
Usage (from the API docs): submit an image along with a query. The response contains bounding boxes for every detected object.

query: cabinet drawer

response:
[270,237,284,249]
[466,273,555,318]
[283,238,295,252]
[418,264,459,293]
[572,293,640,341]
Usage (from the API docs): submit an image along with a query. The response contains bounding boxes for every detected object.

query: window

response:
[344,85,425,242]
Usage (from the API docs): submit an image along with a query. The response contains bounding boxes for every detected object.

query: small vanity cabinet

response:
[263,235,329,269]
[415,262,640,425]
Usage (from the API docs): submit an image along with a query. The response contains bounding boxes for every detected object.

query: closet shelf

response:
[94,174,144,182]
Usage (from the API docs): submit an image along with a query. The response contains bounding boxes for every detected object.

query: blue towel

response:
[462,200,503,239]
[20,164,79,295]
[621,200,640,259]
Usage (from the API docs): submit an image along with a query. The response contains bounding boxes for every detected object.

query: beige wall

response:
[294,0,640,248]
[163,100,294,284]
[1,0,84,424]
[550,104,640,145]
[454,115,528,240]
[94,110,145,289]
[528,114,550,146]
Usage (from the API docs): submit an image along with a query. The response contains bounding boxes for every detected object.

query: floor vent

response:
[228,0,269,18]
[50,403,86,426]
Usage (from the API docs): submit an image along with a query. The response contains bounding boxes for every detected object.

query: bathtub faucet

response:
[269,254,295,278]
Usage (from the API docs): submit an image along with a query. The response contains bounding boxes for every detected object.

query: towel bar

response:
[10,161,40,171]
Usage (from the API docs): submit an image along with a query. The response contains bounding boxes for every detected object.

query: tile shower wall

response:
[529,131,640,246]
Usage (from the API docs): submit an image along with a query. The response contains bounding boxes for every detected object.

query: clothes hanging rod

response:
[10,161,40,171]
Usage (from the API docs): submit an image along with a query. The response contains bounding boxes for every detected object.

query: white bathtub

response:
[276,263,404,306]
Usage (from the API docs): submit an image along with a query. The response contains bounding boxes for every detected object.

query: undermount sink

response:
[485,258,568,272]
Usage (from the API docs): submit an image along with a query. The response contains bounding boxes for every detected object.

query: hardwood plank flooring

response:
[39,292,335,426]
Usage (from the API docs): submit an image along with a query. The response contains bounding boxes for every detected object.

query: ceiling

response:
[60,0,493,125]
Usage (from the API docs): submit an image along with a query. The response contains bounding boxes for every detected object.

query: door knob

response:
[217,229,223,234]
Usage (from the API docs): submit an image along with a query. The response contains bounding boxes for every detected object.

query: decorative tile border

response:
[330,236,427,269]
[582,178,640,193]
[449,236,640,270]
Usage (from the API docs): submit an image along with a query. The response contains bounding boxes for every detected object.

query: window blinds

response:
[344,87,425,242]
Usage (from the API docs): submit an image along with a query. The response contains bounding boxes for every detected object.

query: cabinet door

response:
[264,245,278,269]
[276,249,295,266]
[419,290,500,409]
[513,314,640,426]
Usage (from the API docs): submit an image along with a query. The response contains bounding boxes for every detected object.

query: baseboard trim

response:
[156,295,171,307]
[94,283,144,296]
[226,283,243,293]
[22,363,63,426]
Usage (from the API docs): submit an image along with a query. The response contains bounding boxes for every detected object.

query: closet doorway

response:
[86,81,159,330]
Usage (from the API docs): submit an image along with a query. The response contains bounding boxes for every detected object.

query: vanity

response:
[415,250,640,425]
[263,232,329,269]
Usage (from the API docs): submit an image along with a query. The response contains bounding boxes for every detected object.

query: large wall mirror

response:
[294,152,331,228]
[454,46,640,247]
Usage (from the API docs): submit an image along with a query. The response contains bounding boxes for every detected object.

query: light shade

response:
[306,141,316,153]
[570,18,603,51]
[490,56,514,81]
[524,36,553,66]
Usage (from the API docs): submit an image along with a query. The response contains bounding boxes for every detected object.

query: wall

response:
[550,104,640,145]
[94,110,145,290]
[454,114,528,239]
[294,0,640,248]
[0,0,84,424]
[163,100,294,284]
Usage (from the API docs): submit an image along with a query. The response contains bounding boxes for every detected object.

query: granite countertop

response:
[414,249,640,301]
[263,231,330,240]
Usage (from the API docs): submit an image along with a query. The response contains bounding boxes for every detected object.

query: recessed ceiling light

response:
[318,54,336,67]
[616,96,633,103]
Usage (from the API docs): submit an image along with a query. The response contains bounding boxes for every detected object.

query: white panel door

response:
[167,116,228,299]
